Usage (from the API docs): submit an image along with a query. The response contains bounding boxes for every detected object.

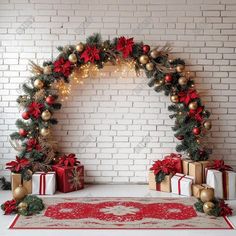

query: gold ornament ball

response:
[203,120,212,130]
[176,64,185,73]
[33,79,44,89]
[18,202,28,210]
[76,42,84,52]
[41,110,51,121]
[200,188,215,203]
[154,79,164,89]
[68,53,77,63]
[40,127,50,137]
[188,101,198,110]
[170,95,179,103]
[139,55,149,65]
[203,202,215,215]
[43,66,52,75]
[178,76,188,86]
[146,62,154,71]
[150,49,158,59]
[13,185,27,201]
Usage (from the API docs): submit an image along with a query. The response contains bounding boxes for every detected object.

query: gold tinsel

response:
[33,89,46,102]
[29,60,43,75]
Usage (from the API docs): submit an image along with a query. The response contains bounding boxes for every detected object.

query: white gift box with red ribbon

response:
[32,172,56,195]
[171,173,194,196]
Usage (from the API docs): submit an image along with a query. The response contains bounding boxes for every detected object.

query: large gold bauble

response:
[176,64,185,73]
[203,202,215,215]
[170,95,179,103]
[203,120,212,130]
[41,110,51,121]
[150,49,159,59]
[33,79,44,89]
[188,101,198,110]
[200,188,215,203]
[40,127,50,136]
[139,55,149,65]
[18,202,28,210]
[13,185,27,201]
[146,62,154,71]
[76,42,84,52]
[68,53,77,63]
[178,76,188,86]
[43,66,52,75]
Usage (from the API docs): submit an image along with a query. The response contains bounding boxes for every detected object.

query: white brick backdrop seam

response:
[0,0,236,183]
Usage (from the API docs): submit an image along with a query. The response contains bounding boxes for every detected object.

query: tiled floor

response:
[0,184,236,236]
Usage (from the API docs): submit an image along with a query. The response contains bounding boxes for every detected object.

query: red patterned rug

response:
[10,197,233,229]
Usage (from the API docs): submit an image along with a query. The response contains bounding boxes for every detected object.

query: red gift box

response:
[52,154,84,193]
[164,153,182,173]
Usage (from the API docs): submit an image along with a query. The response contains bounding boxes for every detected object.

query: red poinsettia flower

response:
[150,159,178,176]
[80,46,100,63]
[1,199,17,215]
[189,106,204,122]
[53,57,72,77]
[6,156,30,173]
[26,138,41,151]
[219,200,233,216]
[178,89,199,105]
[28,102,44,119]
[58,153,80,167]
[116,36,134,58]
[212,160,233,172]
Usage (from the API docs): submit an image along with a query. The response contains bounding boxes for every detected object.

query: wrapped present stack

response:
[148,153,236,200]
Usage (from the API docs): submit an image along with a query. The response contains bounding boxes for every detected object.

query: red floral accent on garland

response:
[58,153,80,167]
[116,36,134,58]
[189,106,204,122]
[1,199,17,215]
[53,57,72,77]
[150,158,178,176]
[26,138,41,151]
[28,102,44,119]
[80,46,100,63]
[6,156,30,173]
[178,89,199,105]
[219,199,233,216]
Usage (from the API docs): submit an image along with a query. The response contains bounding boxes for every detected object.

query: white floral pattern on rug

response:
[100,205,140,216]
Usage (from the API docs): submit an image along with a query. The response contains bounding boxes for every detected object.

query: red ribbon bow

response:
[178,89,199,105]
[58,153,80,167]
[189,106,204,122]
[212,160,233,172]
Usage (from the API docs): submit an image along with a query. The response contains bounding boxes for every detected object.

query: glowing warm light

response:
[53,80,71,101]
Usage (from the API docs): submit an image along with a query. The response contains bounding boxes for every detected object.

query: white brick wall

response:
[0,0,236,184]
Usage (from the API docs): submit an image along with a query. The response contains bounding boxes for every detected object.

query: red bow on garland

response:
[53,57,72,77]
[58,153,80,167]
[1,199,17,215]
[80,46,100,63]
[28,102,44,119]
[26,138,41,151]
[178,90,199,105]
[189,106,204,122]
[212,160,233,172]
[116,36,134,58]
[150,158,178,176]
[6,156,30,173]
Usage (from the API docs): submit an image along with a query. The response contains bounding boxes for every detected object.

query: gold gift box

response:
[182,159,212,184]
[192,184,214,198]
[11,173,32,194]
[148,171,172,192]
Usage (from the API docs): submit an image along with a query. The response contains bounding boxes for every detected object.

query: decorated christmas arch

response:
[10,33,212,176]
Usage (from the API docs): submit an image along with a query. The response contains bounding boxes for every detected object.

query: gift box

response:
[164,153,182,173]
[171,173,194,196]
[32,172,56,195]
[148,171,172,192]
[52,165,84,193]
[206,169,236,200]
[192,184,214,198]
[182,159,211,184]
[11,173,32,194]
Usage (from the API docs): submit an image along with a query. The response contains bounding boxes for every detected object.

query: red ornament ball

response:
[46,95,55,105]
[177,135,184,140]
[19,129,28,137]
[22,111,30,120]
[193,127,201,135]
[142,45,150,54]
[165,74,173,83]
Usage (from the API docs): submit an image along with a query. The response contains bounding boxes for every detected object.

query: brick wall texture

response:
[0,0,236,183]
